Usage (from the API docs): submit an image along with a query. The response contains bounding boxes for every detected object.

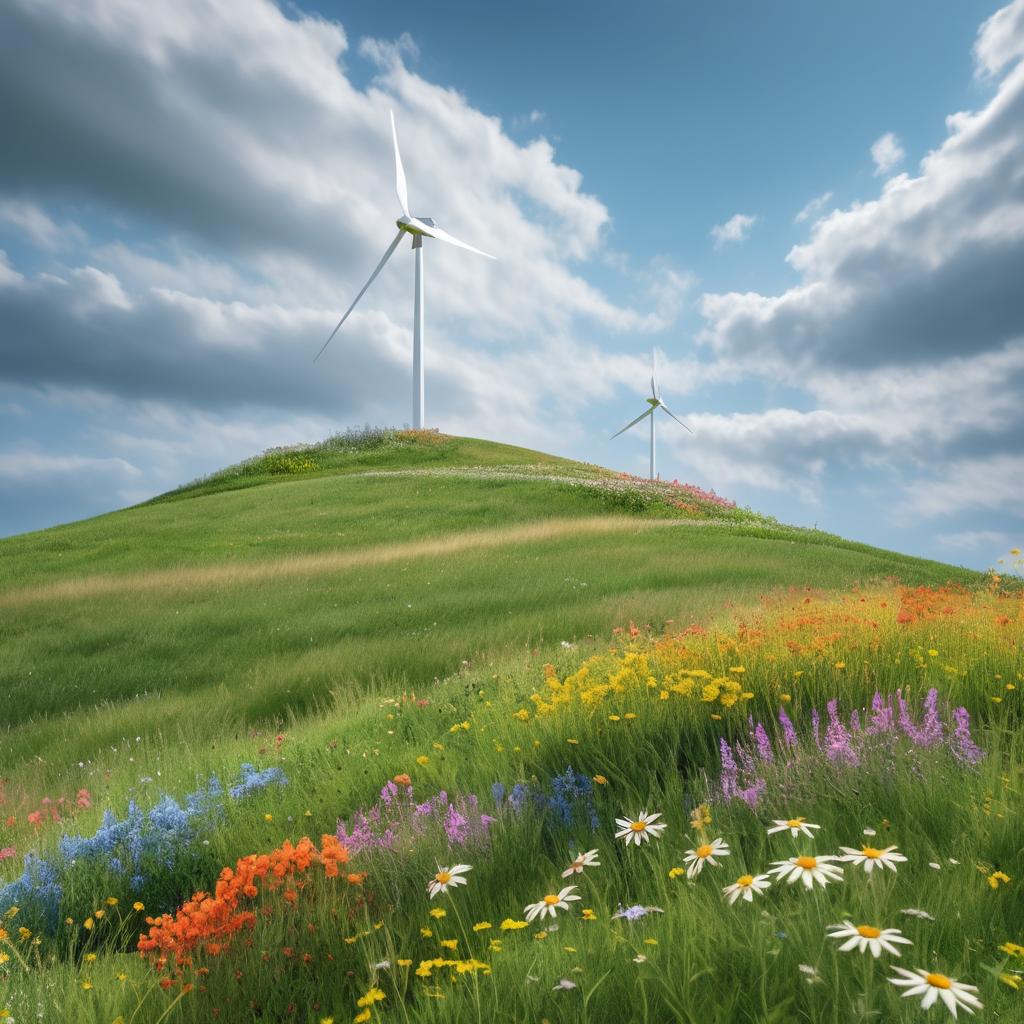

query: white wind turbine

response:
[315,110,495,429]
[610,351,692,480]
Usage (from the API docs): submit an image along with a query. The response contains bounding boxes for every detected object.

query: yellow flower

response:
[432,742,444,751]
[264,814,273,822]
[514,709,530,721]
[488,939,502,952]
[567,738,579,745]
[668,867,685,879]
[608,715,620,721]
[729,666,745,674]
[1010,548,1021,556]
[644,938,658,946]
[440,939,458,951]
[81,981,93,991]
[396,958,412,967]
[0,953,9,965]
[420,928,432,938]
[534,931,548,941]
[581,909,597,921]
[624,713,637,720]
[83,918,94,930]
[18,927,32,940]
[780,693,792,702]
[659,690,669,700]
[472,922,491,932]
[1001,942,1024,957]
[416,755,430,766]
[104,896,118,906]
[429,908,446,919]
[988,871,1012,889]
[93,910,105,920]
[834,662,846,670]
[500,919,527,930]
[133,902,145,912]
[84,953,97,962]
[321,1017,336,1024]
[353,1011,371,1024]
[356,986,386,1007]
[116,972,127,982]
[593,775,608,785]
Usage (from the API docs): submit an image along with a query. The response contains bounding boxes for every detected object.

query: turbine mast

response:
[412,234,425,429]
[650,409,656,481]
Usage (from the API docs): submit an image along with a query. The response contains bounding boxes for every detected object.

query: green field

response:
[2,431,1019,1024]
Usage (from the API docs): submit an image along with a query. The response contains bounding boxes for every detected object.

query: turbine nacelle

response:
[397,215,436,237]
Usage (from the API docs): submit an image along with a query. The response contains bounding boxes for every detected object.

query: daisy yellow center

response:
[862,847,883,858]
[435,871,452,885]
[543,894,560,906]
[630,821,647,832]
[786,818,804,828]
[925,974,952,990]
[856,925,882,939]
[696,844,713,858]
[795,856,817,870]
[736,875,754,887]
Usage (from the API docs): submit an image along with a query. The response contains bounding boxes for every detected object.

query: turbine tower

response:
[315,111,495,429]
[610,351,692,480]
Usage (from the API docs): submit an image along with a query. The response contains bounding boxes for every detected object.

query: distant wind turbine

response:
[610,351,692,480]
[315,110,496,429]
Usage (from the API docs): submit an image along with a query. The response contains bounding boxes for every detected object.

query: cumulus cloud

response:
[935,529,1007,550]
[870,132,905,175]
[710,213,757,248]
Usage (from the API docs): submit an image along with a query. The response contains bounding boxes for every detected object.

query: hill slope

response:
[0,431,981,786]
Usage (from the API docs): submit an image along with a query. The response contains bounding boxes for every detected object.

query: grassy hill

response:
[3,430,1019,1024]
[0,430,979,785]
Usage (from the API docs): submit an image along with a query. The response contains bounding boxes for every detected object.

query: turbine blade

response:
[651,350,659,399]
[390,110,410,218]
[659,403,693,433]
[610,407,653,440]
[420,222,496,259]
[314,230,404,362]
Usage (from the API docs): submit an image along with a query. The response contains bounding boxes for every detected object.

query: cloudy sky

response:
[1,0,1022,570]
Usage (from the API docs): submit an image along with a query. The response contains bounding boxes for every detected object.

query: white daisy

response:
[427,864,472,898]
[553,978,577,991]
[767,817,821,839]
[827,921,913,958]
[682,837,731,878]
[561,849,600,878]
[838,844,908,874]
[524,885,581,922]
[889,967,983,1017]
[769,854,843,889]
[615,811,667,846]
[722,873,772,905]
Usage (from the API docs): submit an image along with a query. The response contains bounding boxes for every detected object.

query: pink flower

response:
[0,846,15,861]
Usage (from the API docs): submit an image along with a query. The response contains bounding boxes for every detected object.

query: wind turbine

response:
[610,351,692,480]
[315,110,495,429]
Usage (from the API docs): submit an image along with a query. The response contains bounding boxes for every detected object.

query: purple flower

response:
[824,698,858,765]
[949,706,984,765]
[811,707,822,750]
[753,723,774,763]
[778,706,798,750]
[719,737,738,800]
[918,688,943,747]
[867,691,894,734]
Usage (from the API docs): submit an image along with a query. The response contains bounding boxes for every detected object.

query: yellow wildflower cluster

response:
[523,652,753,719]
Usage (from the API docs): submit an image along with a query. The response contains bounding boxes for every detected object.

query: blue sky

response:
[1,0,1022,571]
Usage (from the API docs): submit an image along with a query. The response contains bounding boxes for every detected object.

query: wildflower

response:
[416,756,430,766]
[769,855,844,889]
[439,939,458,951]
[798,964,822,985]
[1000,973,1022,990]
[561,849,600,878]
[900,908,936,921]
[472,921,491,932]
[524,885,581,922]
[682,838,731,879]
[767,818,820,839]
[427,864,471,899]
[614,811,667,846]
[722,874,771,905]
[1001,942,1024,957]
[633,954,647,963]
[593,775,608,785]
[827,921,912,958]
[419,928,432,938]
[553,979,577,990]
[612,904,664,920]
[354,1012,371,1024]
[581,909,597,921]
[356,987,386,1008]
[988,871,1011,889]
[429,908,446,919]
[668,867,685,879]
[839,845,908,874]
[500,918,527,930]
[889,968,982,1017]
[689,804,712,831]
[132,902,144,912]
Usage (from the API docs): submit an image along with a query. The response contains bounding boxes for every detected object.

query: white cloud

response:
[710,213,757,248]
[975,0,1024,75]
[935,529,1007,550]
[0,251,24,287]
[0,450,141,481]
[870,132,905,176]
[794,191,833,224]
[896,453,1024,521]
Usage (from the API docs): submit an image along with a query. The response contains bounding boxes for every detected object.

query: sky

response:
[1,0,1023,571]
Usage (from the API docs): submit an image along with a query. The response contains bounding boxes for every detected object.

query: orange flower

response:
[393,773,412,786]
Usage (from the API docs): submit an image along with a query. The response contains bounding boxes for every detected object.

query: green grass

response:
[2,432,1016,1024]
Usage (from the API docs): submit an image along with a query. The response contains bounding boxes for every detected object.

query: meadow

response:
[1,432,1020,1023]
